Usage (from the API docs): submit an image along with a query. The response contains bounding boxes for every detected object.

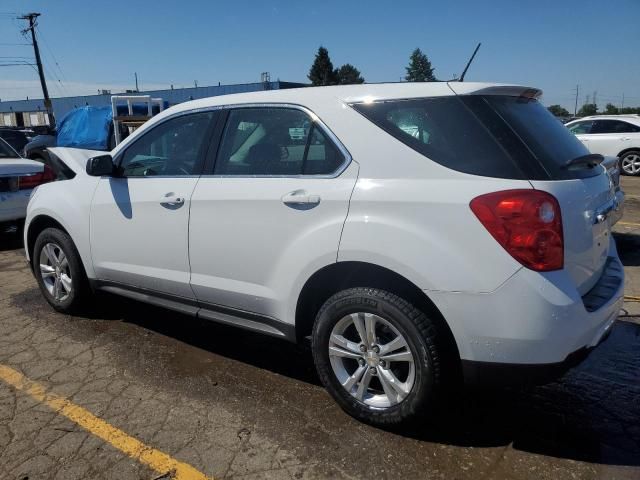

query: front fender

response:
[25,177,99,278]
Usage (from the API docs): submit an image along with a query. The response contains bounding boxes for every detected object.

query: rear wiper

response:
[561,153,604,170]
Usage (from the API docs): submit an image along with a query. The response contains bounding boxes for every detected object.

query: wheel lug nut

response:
[369,367,376,374]
[379,360,386,368]
[372,345,380,353]
[359,344,367,352]
[358,358,365,366]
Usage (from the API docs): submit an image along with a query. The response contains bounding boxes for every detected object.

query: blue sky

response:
[1,0,638,110]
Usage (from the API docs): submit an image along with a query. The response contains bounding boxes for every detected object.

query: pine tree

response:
[405,48,436,82]
[335,64,365,84]
[308,47,338,86]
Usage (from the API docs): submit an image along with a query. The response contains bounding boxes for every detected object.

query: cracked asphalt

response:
[0,178,639,480]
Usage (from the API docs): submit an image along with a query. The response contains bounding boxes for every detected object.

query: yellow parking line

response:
[0,364,212,480]
[617,221,640,227]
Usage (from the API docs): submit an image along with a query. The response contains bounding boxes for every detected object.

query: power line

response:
[35,25,69,85]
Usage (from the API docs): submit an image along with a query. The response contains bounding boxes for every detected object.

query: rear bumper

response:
[461,331,610,387]
[608,189,624,226]
[428,244,624,383]
[0,189,31,222]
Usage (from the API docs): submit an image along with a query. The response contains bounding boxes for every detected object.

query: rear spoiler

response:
[447,83,542,99]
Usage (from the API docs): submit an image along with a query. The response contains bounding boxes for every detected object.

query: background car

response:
[566,115,640,175]
[0,127,31,154]
[0,138,54,226]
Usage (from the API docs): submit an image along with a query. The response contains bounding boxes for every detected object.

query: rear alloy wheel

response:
[328,312,416,408]
[621,151,640,176]
[312,288,444,426]
[33,227,89,313]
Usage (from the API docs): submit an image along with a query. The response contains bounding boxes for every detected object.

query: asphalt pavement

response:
[0,180,638,480]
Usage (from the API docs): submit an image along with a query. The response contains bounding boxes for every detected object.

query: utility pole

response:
[19,12,54,128]
[134,72,139,92]
[593,90,597,108]
[574,84,579,117]
[622,93,625,111]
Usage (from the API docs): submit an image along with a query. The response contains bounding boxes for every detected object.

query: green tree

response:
[577,103,598,117]
[604,103,619,114]
[547,104,570,117]
[405,48,436,82]
[335,64,365,84]
[308,46,338,86]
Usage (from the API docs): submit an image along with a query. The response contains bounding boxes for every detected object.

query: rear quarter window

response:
[351,97,528,180]
[352,95,598,181]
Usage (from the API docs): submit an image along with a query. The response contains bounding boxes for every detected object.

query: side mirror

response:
[86,155,115,176]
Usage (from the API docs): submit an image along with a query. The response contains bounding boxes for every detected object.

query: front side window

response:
[591,120,640,134]
[214,107,344,176]
[119,111,215,177]
[567,121,594,134]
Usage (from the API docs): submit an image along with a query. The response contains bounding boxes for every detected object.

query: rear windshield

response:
[351,95,596,180]
[0,139,17,159]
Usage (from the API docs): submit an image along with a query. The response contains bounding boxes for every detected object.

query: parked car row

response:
[23,83,624,426]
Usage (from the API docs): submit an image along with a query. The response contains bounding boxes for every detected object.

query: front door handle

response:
[160,193,185,207]
[282,190,321,207]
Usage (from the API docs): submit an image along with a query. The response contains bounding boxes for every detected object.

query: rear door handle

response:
[282,190,321,206]
[160,193,185,206]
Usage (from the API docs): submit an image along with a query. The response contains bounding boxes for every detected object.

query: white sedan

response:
[0,138,53,224]
[566,115,640,175]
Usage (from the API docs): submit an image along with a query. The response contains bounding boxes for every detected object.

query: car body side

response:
[24,83,623,380]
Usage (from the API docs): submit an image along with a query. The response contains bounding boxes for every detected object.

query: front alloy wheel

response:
[33,227,89,313]
[39,243,73,301]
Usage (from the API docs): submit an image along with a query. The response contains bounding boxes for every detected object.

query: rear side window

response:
[214,107,344,176]
[591,120,640,134]
[352,97,527,179]
[352,95,595,180]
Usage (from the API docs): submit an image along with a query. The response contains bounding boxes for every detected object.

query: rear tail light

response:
[19,165,55,190]
[470,189,563,271]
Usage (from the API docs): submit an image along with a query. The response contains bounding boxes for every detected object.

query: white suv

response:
[566,115,640,175]
[24,83,624,425]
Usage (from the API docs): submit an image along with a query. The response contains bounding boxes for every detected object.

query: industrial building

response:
[0,80,306,129]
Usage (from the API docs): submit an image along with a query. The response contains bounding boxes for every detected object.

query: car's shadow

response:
[82,292,640,468]
[614,231,640,266]
[0,224,24,252]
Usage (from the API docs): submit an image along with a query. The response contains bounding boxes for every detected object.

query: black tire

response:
[32,227,90,313]
[620,150,640,176]
[312,288,444,426]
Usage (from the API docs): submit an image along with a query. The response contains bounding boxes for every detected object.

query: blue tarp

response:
[55,103,170,150]
[56,106,111,150]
